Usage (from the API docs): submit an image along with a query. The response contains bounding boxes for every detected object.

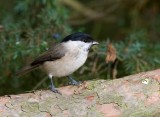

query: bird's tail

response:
[16,65,39,76]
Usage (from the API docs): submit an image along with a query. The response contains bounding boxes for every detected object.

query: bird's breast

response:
[42,50,88,77]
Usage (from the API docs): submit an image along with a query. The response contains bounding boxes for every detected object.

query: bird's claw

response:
[68,81,82,86]
[49,85,61,95]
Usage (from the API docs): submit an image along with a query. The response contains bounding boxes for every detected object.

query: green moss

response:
[87,107,104,117]
[21,102,39,113]
[86,81,97,90]
[86,80,106,90]
[20,112,46,117]
[123,107,160,117]
[98,93,124,106]
[39,98,55,112]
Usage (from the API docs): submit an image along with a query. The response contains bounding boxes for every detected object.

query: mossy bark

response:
[0,69,160,117]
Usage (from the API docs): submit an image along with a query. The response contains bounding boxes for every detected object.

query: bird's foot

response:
[49,85,61,95]
[68,80,82,86]
[67,76,82,86]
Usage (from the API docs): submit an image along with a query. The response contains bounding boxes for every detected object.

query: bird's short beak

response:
[92,41,99,45]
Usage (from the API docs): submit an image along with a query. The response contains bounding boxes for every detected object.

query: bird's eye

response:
[83,39,88,43]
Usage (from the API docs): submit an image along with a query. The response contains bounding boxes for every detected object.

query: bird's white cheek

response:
[83,43,92,51]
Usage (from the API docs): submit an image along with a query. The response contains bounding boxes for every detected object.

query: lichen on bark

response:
[0,69,160,117]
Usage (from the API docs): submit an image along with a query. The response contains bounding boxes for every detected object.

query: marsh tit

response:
[16,32,99,93]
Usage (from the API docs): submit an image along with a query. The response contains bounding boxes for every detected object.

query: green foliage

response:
[89,31,160,79]
[115,31,160,75]
[0,0,72,95]
[0,0,160,95]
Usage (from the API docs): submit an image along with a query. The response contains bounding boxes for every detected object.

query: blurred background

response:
[0,0,160,95]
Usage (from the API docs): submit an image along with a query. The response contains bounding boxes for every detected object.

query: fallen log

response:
[0,69,160,117]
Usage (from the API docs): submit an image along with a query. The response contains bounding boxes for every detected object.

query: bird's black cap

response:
[61,32,94,43]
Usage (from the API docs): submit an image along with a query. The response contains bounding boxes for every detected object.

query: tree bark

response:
[0,69,160,117]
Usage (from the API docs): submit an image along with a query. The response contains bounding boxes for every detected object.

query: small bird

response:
[16,32,99,93]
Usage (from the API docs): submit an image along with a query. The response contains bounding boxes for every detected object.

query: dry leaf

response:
[106,42,117,63]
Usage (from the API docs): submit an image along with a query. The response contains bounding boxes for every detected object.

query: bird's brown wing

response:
[16,43,66,76]
[31,43,66,66]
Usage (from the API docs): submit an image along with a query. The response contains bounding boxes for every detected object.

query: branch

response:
[0,69,160,116]
[59,0,103,19]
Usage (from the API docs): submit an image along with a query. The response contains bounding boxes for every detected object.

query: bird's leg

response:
[67,76,82,86]
[48,75,61,94]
